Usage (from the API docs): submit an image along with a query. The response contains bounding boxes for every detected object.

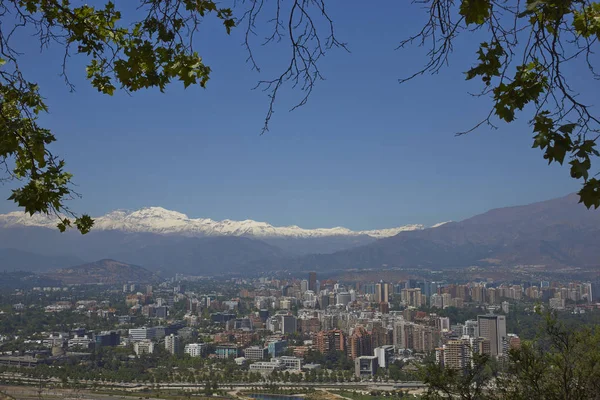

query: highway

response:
[0,372,427,392]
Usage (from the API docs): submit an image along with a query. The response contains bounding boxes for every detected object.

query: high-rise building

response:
[95,331,120,347]
[371,322,392,348]
[441,293,452,309]
[591,282,600,302]
[300,279,309,293]
[281,315,297,334]
[164,334,180,355]
[315,329,346,353]
[184,343,206,357]
[308,272,317,292]
[244,346,268,360]
[374,345,395,368]
[401,288,422,307]
[393,321,407,348]
[477,314,507,356]
[375,281,390,303]
[486,288,497,304]
[129,327,157,342]
[442,339,469,370]
[350,326,372,359]
[431,294,443,309]
[336,292,352,306]
[463,320,478,338]
[319,294,330,309]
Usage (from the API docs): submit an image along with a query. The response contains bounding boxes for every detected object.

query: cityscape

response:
[1,266,599,398]
[1,0,600,398]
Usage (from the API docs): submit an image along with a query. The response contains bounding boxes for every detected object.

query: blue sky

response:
[0,1,590,229]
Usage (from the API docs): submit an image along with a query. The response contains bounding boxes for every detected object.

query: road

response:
[0,372,426,392]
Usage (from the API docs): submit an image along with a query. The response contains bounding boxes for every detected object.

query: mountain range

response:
[0,207,427,238]
[0,193,598,275]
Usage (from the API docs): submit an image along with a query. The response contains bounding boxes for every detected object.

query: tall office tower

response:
[477,314,507,356]
[281,315,298,334]
[375,281,383,303]
[308,272,317,292]
[300,279,309,293]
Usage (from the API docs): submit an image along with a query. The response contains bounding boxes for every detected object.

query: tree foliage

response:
[399,0,600,208]
[0,0,235,233]
[422,311,600,399]
[2,0,600,232]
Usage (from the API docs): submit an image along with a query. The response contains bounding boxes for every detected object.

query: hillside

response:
[45,259,156,284]
[0,248,84,272]
[291,193,600,270]
[110,236,286,275]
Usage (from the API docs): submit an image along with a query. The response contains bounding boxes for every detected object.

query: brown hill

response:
[292,193,600,270]
[46,259,155,284]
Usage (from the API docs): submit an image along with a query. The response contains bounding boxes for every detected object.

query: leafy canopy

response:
[399,0,600,208]
[1,0,234,233]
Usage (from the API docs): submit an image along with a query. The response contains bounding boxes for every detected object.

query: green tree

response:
[400,0,600,207]
[421,352,494,400]
[424,311,600,399]
[0,0,234,232]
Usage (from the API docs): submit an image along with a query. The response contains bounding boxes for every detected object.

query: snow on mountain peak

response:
[0,207,442,239]
[431,221,452,228]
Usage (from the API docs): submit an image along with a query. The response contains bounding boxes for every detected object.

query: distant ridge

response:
[289,193,600,270]
[45,259,156,284]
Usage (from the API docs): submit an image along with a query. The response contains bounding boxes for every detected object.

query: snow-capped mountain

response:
[0,207,427,239]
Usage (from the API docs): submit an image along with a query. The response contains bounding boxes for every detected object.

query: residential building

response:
[350,326,372,359]
[315,329,346,353]
[164,334,180,355]
[184,343,206,357]
[401,288,422,307]
[442,339,468,370]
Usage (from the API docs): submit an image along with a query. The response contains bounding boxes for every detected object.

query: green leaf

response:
[557,123,577,134]
[578,179,600,209]
[569,158,591,180]
[460,0,491,25]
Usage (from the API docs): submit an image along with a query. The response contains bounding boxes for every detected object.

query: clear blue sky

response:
[0,1,591,229]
